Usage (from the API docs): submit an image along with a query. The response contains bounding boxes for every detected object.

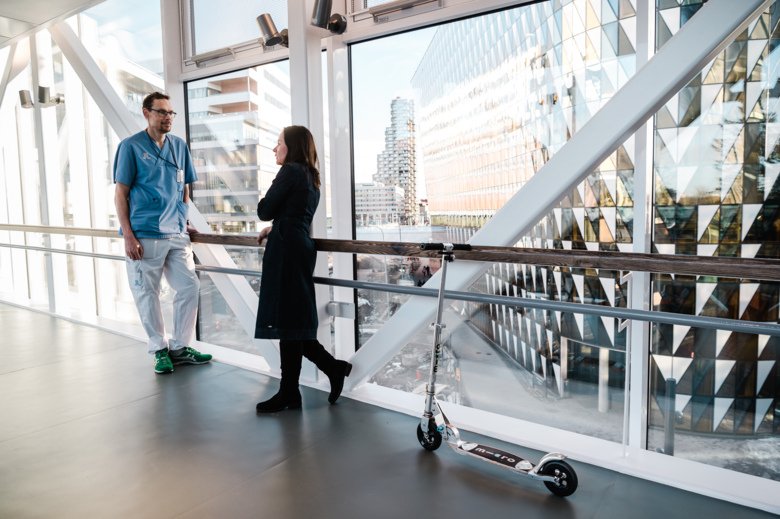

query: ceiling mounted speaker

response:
[311,0,347,34]
[257,13,288,47]
[19,89,33,108]
[311,0,333,28]
[37,86,64,106]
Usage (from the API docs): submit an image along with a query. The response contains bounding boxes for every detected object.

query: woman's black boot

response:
[302,341,353,404]
[256,340,303,413]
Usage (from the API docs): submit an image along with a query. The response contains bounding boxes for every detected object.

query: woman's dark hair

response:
[283,125,321,189]
[142,91,170,111]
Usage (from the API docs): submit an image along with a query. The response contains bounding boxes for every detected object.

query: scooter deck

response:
[457,442,534,471]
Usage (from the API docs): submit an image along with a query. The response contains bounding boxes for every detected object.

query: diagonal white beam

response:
[48,22,140,139]
[345,0,772,388]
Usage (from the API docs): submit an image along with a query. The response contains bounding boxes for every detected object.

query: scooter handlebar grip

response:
[419,242,472,251]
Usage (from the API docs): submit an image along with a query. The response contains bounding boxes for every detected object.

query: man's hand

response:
[124,235,143,260]
[186,220,199,235]
[257,225,272,246]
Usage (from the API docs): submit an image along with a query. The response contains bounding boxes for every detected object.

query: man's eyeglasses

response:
[149,108,177,118]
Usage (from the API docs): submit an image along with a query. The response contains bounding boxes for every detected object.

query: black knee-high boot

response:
[301,340,352,404]
[256,340,303,413]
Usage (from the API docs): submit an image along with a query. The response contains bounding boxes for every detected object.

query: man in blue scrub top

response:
[114,91,212,374]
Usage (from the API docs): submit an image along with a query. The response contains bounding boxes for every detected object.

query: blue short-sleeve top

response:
[113,130,198,238]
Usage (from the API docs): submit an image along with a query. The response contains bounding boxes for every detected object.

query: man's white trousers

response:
[125,234,199,353]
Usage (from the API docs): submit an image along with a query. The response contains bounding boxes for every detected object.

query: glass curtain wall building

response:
[0,0,778,512]
[353,0,779,481]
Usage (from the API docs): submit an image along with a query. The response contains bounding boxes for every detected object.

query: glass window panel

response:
[0,44,47,308]
[192,0,287,55]
[187,61,291,233]
[72,0,164,120]
[34,26,146,321]
[352,1,638,443]
[0,10,161,318]
[198,272,258,354]
[186,61,291,353]
[650,1,780,481]
[78,0,163,74]
[93,252,138,325]
[369,298,627,442]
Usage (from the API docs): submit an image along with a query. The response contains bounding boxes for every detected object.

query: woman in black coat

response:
[254,125,352,413]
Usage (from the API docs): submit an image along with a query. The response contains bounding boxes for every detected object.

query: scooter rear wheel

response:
[416,422,442,451]
[540,460,578,497]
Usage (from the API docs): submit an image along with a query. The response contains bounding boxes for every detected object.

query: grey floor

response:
[0,303,774,519]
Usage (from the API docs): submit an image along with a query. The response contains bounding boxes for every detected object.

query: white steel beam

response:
[625,0,655,452]
[160,0,186,137]
[48,22,140,140]
[28,34,56,312]
[346,0,773,387]
[326,38,357,360]
[289,0,333,369]
[0,43,18,111]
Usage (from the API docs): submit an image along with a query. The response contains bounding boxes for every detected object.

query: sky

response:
[351,27,435,193]
[83,0,163,73]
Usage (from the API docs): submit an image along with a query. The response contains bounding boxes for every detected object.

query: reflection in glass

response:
[187,62,291,234]
[353,1,637,442]
[369,304,625,442]
[354,226,448,348]
[186,60,293,354]
[198,273,258,354]
[649,1,780,480]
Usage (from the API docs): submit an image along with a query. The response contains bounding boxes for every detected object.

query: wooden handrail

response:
[2,224,779,282]
[191,235,780,282]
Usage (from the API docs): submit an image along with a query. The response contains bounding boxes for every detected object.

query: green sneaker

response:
[169,346,212,366]
[154,349,174,374]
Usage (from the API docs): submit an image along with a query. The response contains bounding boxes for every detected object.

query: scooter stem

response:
[424,246,452,417]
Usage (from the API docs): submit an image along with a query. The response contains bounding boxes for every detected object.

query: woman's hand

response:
[257,225,272,245]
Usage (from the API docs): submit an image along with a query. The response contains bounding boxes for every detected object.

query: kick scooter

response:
[416,242,578,497]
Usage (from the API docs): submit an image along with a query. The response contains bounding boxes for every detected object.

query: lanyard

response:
[145,131,179,170]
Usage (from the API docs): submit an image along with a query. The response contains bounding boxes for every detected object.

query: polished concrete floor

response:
[0,303,774,519]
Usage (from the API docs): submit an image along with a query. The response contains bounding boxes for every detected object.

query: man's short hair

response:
[142,92,170,111]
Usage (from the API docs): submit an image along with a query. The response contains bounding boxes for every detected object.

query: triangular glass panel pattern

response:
[649,1,780,458]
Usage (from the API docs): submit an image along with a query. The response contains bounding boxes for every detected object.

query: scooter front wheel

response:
[416,422,442,451]
[540,460,578,497]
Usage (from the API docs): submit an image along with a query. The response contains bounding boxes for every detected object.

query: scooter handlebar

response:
[420,242,472,251]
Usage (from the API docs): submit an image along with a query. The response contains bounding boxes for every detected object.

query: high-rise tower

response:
[374,97,417,224]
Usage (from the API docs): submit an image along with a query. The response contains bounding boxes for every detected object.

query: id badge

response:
[177,169,184,183]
